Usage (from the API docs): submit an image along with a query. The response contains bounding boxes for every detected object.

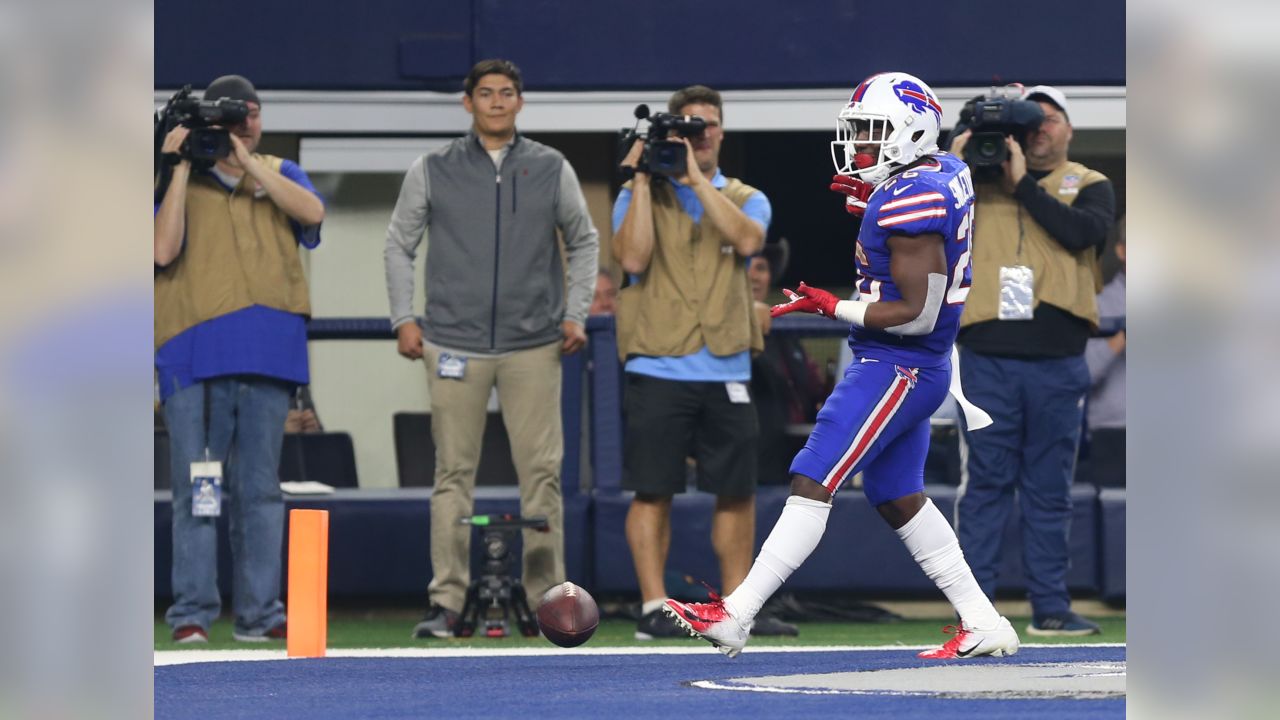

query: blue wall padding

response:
[156,1,1124,90]
[154,490,591,598]
[1099,488,1126,601]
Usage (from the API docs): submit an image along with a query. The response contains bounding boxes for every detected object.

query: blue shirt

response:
[155,159,324,401]
[611,170,771,382]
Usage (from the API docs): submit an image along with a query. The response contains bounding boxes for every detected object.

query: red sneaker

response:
[917,617,1020,659]
[663,597,751,658]
[172,625,208,644]
[233,622,286,642]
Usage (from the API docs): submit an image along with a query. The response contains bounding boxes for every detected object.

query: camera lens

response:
[977,140,1000,159]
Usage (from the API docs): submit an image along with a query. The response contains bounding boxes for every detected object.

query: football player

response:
[664,72,1020,660]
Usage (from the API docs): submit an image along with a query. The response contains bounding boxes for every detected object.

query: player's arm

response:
[871,233,948,334]
[772,233,947,337]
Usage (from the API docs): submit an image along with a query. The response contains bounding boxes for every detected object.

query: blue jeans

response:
[163,376,289,636]
[956,348,1089,618]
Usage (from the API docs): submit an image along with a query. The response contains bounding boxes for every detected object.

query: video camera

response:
[617,104,708,178]
[155,85,250,166]
[954,86,1045,174]
[154,85,253,203]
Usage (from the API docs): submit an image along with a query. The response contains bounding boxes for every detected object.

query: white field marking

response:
[155,643,1124,667]
[698,661,1127,698]
[690,680,872,696]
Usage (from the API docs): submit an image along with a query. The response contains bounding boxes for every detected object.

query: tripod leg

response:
[457,582,480,638]
[512,583,539,637]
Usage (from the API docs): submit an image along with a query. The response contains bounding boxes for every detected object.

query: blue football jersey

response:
[848,152,975,367]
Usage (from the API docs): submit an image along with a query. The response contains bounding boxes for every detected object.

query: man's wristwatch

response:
[162,152,184,166]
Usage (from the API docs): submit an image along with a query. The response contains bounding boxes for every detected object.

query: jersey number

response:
[947,204,974,305]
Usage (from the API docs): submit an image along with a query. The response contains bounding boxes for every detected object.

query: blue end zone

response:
[155,646,1124,719]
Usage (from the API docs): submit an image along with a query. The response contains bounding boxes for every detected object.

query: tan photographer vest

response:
[155,154,312,349]
[616,177,764,361]
[961,161,1105,329]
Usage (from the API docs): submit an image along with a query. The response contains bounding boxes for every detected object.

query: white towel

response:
[949,348,992,430]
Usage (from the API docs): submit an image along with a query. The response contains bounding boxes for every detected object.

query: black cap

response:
[203,74,260,106]
[759,237,791,280]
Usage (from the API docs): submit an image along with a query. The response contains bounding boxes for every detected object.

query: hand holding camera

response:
[161,126,192,168]
[1001,136,1027,193]
[673,136,707,188]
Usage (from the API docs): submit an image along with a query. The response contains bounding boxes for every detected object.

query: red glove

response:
[770,282,840,318]
[830,174,874,217]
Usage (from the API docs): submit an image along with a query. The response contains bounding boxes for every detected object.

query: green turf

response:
[155,612,1125,651]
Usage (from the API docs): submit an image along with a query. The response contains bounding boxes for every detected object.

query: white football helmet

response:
[831,72,943,185]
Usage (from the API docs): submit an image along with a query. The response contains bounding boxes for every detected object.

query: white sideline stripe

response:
[155,643,1124,667]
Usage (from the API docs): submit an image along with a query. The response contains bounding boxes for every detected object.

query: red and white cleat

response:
[918,617,1020,659]
[662,596,751,658]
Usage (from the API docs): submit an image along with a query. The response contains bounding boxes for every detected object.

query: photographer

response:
[612,85,792,639]
[155,74,325,643]
[950,85,1115,637]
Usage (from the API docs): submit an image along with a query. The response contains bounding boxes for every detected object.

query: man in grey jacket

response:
[384,59,599,639]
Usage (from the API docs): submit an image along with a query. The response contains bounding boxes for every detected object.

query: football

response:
[536,582,599,648]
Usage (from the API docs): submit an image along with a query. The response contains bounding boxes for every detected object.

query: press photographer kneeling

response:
[949,85,1115,637]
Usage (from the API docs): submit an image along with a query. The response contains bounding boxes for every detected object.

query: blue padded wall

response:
[154,490,592,599]
[1099,488,1126,601]
[156,1,1124,90]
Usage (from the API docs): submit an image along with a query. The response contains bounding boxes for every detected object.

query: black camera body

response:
[957,90,1045,173]
[618,104,708,177]
[157,86,250,164]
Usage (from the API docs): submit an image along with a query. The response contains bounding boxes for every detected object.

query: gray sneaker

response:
[412,605,460,639]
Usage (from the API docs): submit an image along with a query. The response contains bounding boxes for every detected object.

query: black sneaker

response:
[1026,611,1101,637]
[412,605,460,639]
[635,608,692,640]
[751,612,799,637]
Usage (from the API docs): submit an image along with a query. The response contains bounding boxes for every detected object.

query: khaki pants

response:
[424,341,565,612]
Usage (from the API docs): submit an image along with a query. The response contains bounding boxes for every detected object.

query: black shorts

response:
[622,373,759,497]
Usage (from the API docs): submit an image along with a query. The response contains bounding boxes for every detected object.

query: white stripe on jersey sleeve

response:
[877,207,948,227]
[880,191,945,212]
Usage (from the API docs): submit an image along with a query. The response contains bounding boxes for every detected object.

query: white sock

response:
[724,495,831,625]
[641,599,665,616]
[895,498,1002,629]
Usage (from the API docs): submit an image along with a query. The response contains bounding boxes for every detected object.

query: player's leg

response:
[622,373,698,639]
[665,360,909,656]
[418,346,498,637]
[862,405,1018,659]
[494,341,565,604]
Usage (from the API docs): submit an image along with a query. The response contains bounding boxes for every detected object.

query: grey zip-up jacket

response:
[384,131,599,353]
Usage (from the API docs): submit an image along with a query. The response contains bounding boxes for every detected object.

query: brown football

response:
[536,582,599,648]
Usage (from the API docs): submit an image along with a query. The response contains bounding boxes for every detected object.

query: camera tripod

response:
[455,514,549,638]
